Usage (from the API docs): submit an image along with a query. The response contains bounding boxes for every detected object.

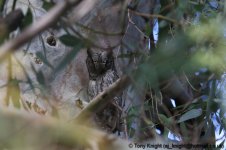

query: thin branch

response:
[75,22,124,36]
[0,2,67,60]
[66,24,121,50]
[75,75,131,122]
[12,0,17,11]
[127,10,149,39]
[129,9,181,25]
[0,0,98,61]
[183,72,199,92]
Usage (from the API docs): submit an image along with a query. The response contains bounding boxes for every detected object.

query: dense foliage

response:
[0,0,225,149]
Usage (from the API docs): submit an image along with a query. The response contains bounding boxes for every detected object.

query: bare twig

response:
[75,22,124,36]
[127,10,149,39]
[129,9,180,25]
[75,75,131,122]
[183,72,199,92]
[123,118,128,139]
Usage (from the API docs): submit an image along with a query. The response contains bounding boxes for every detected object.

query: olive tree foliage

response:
[0,0,225,149]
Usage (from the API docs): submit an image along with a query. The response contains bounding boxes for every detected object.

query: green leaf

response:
[43,1,54,11]
[10,79,21,108]
[20,8,33,30]
[4,79,21,108]
[54,45,81,73]
[30,64,45,87]
[158,114,174,128]
[163,127,170,139]
[178,109,202,123]
[128,106,139,116]
[54,35,84,72]
[194,4,204,12]
[59,35,82,47]
[0,0,6,12]
[145,23,152,36]
[180,122,189,139]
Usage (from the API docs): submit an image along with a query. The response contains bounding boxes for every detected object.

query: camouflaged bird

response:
[86,48,123,133]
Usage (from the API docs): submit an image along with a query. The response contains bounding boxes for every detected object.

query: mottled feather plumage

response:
[86,48,122,132]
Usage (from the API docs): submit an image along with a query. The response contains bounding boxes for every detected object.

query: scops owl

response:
[86,48,123,133]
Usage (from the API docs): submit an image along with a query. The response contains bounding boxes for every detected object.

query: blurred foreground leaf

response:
[59,34,82,47]
[4,79,21,108]
[20,8,33,30]
[0,109,130,150]
[43,1,55,11]
[55,35,84,73]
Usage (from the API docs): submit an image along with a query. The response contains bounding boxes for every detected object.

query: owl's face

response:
[86,49,113,80]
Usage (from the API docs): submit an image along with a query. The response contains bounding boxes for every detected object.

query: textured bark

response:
[76,75,130,122]
[116,0,157,139]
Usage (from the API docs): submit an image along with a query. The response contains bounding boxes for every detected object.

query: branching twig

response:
[129,9,180,25]
[127,10,149,39]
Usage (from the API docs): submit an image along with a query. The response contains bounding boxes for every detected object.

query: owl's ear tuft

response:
[87,48,92,58]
